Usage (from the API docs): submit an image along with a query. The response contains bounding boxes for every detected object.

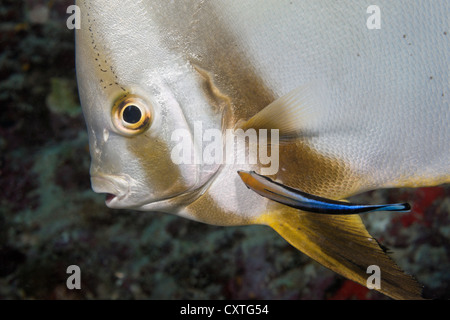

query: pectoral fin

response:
[255,207,424,299]
[236,84,325,141]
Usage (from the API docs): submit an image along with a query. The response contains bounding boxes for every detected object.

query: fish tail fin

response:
[374,203,411,213]
[255,205,424,299]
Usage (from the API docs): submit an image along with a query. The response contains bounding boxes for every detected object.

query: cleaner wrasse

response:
[238,171,411,214]
[75,0,449,299]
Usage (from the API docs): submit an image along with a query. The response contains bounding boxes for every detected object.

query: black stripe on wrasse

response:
[238,170,411,215]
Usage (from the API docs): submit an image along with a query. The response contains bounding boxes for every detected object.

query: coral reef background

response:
[1,0,449,299]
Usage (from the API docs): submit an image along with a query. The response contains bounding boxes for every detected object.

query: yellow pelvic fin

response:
[237,84,324,141]
[255,206,424,300]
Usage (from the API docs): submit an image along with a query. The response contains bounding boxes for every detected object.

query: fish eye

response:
[122,105,142,124]
[111,95,152,136]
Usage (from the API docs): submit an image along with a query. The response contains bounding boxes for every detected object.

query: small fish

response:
[76,0,449,299]
[238,170,411,214]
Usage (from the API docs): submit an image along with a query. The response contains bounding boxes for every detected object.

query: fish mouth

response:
[105,193,116,203]
[90,166,222,210]
[90,174,130,207]
[90,174,198,209]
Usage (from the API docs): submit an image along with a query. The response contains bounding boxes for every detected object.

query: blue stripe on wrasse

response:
[238,171,411,215]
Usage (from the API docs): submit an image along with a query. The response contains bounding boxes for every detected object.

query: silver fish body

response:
[76,0,449,299]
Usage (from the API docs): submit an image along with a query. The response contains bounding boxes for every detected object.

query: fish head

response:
[75,2,224,213]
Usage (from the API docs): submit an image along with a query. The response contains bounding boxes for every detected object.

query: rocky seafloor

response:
[1,0,449,300]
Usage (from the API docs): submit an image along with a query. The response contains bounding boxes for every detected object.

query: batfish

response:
[75,0,449,299]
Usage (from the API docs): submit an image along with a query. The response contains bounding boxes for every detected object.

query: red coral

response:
[328,280,371,300]
[398,187,445,228]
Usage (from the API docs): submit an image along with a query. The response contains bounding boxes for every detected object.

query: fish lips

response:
[90,174,130,208]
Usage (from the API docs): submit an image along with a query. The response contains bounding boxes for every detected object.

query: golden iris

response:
[111,95,152,136]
